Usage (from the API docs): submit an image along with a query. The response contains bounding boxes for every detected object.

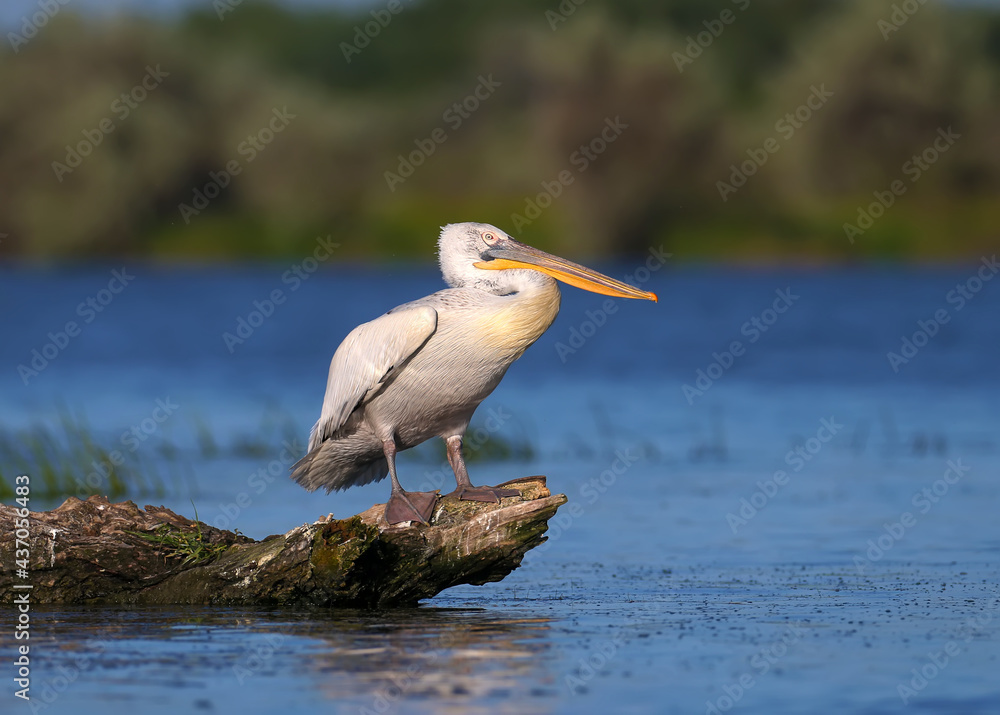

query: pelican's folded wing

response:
[310,304,438,449]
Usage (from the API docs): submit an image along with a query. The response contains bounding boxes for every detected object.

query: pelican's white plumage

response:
[291,222,656,523]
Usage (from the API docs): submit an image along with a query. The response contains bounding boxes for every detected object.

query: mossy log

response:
[0,477,565,607]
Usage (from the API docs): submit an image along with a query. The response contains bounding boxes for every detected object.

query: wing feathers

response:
[309,305,437,449]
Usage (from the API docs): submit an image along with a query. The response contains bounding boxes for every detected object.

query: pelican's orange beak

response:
[475,240,658,302]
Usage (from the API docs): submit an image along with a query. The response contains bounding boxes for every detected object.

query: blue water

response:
[1,261,999,713]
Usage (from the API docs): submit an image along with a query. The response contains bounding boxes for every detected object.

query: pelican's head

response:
[437,222,658,302]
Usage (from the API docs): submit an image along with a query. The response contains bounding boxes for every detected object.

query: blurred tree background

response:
[1,0,998,263]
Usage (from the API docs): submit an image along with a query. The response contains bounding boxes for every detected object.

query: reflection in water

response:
[11,606,558,714]
[303,609,554,713]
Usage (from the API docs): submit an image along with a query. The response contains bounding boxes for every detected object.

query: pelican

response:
[291,222,657,524]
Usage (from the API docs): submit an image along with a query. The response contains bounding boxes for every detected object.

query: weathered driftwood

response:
[0,477,565,607]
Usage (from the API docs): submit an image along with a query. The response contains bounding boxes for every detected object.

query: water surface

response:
[1,263,998,713]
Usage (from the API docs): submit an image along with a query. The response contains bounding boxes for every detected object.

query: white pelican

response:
[291,222,657,524]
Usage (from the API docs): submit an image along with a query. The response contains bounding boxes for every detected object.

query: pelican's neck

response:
[472,270,562,361]
[473,266,555,297]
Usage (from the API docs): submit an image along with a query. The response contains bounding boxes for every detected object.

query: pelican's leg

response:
[443,435,521,503]
[383,439,438,525]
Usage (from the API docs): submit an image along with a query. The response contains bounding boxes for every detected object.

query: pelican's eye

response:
[482,231,499,245]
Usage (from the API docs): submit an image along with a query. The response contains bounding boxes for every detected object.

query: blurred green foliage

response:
[1,0,998,262]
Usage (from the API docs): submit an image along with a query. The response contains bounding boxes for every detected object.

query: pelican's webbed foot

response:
[446,484,522,503]
[385,490,438,525]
